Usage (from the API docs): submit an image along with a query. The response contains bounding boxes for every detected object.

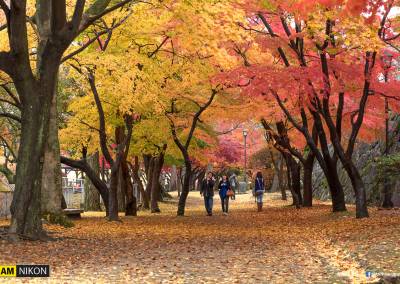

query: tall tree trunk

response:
[115,126,126,212]
[150,159,161,213]
[310,112,347,212]
[278,156,287,200]
[143,154,151,177]
[150,145,167,213]
[131,156,148,209]
[150,157,160,213]
[84,152,101,211]
[145,157,154,207]
[307,115,347,212]
[323,156,347,212]
[340,160,369,218]
[318,51,373,218]
[108,168,119,221]
[10,26,64,237]
[177,159,191,216]
[284,156,294,202]
[117,166,126,212]
[10,84,53,239]
[302,152,314,207]
[286,155,301,208]
[316,101,366,216]
[273,121,301,208]
[122,159,136,216]
[41,92,62,215]
[320,129,367,217]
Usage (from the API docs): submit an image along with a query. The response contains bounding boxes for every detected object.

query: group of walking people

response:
[200,171,266,216]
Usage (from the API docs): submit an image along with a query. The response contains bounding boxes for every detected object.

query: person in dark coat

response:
[200,172,215,216]
[218,175,231,215]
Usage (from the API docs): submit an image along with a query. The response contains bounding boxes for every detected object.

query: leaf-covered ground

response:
[0,192,399,283]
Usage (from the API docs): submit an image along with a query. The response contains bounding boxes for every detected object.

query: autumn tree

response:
[65,0,247,217]
[262,119,317,207]
[58,3,198,216]
[226,0,400,218]
[61,67,136,220]
[0,0,141,239]
[167,85,220,216]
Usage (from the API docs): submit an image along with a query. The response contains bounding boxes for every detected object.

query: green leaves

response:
[375,153,400,182]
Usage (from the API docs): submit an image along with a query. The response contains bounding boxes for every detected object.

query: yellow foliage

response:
[60,1,249,163]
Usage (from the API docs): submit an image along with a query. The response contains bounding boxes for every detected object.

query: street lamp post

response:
[243,129,248,191]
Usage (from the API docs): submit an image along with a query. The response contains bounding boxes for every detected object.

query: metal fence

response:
[62,178,85,209]
[62,177,144,210]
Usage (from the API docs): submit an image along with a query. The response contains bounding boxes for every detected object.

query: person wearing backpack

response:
[254,171,266,212]
[200,172,215,216]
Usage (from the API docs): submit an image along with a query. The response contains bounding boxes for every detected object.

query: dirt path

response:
[0,192,399,283]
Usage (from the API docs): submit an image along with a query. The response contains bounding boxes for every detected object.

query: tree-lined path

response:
[1,192,399,283]
[1,0,400,282]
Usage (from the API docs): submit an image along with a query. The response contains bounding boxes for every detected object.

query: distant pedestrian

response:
[218,175,232,215]
[254,171,265,212]
[229,173,238,200]
[200,172,215,216]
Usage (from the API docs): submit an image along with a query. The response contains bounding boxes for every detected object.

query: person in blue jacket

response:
[218,175,231,215]
[254,171,266,212]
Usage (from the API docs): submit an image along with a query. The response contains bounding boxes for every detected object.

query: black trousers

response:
[221,197,229,213]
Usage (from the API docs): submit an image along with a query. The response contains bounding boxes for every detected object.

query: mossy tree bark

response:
[84,152,101,211]
[41,91,62,215]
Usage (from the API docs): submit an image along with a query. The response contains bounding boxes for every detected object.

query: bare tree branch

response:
[216,123,241,135]
[62,11,132,62]
[79,0,142,33]
[79,119,101,133]
[70,0,86,34]
[184,88,218,149]
[87,70,114,166]
[261,118,305,164]
[148,36,169,58]
[52,0,67,32]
